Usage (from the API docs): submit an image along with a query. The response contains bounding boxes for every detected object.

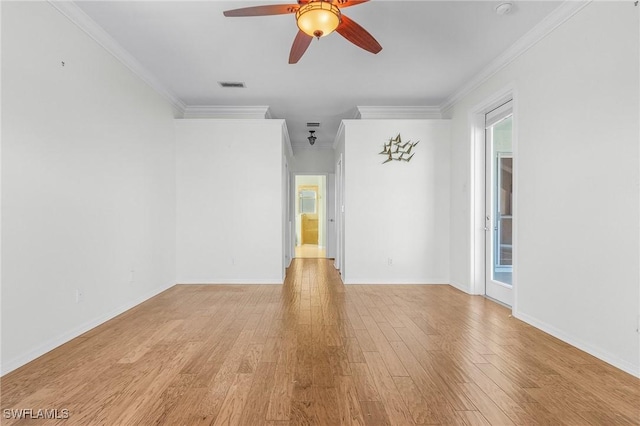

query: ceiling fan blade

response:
[289,30,313,64]
[223,4,299,17]
[333,0,370,8]
[336,14,382,54]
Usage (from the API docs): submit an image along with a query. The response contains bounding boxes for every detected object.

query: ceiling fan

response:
[223,0,382,64]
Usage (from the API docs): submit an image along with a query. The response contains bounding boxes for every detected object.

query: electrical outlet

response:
[130,269,135,284]
[75,289,84,303]
[387,258,393,266]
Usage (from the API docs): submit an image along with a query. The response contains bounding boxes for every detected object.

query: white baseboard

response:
[1,282,175,376]
[176,279,283,285]
[344,279,449,285]
[513,310,640,378]
[448,280,472,294]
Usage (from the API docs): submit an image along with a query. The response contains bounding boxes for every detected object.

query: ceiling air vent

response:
[218,81,246,88]
[306,122,320,127]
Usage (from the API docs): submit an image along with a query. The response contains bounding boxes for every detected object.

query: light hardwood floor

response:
[295,244,327,259]
[2,259,639,425]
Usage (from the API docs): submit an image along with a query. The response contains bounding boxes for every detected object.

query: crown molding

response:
[182,106,272,119]
[48,1,186,115]
[356,106,442,120]
[348,107,361,120]
[439,0,591,114]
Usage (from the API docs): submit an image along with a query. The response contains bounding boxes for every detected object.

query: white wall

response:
[448,2,639,376]
[342,120,451,284]
[290,148,335,173]
[1,2,177,374]
[175,119,285,284]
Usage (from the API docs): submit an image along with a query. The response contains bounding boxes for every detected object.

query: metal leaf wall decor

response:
[379,134,419,164]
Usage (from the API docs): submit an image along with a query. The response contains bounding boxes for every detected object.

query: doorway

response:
[485,100,514,306]
[294,175,327,258]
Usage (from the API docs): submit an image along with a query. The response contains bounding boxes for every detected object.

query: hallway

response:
[1,259,638,424]
[294,244,327,259]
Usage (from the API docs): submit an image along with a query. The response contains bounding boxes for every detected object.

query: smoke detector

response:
[495,2,513,15]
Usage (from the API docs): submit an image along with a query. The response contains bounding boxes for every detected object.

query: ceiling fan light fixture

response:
[296,1,341,38]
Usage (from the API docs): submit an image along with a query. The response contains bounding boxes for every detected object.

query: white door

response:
[485,101,513,306]
[327,173,336,259]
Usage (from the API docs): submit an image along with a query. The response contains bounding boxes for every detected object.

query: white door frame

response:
[327,173,336,259]
[292,173,329,257]
[469,86,518,312]
[335,155,344,273]
[485,110,513,306]
[284,160,292,271]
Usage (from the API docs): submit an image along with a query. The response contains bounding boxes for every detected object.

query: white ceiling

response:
[74,1,561,149]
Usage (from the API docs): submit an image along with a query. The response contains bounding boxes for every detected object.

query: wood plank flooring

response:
[294,245,327,259]
[2,259,639,425]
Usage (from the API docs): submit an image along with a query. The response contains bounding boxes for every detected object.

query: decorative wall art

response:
[379,133,419,164]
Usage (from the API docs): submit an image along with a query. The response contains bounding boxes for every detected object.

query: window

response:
[299,190,316,214]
